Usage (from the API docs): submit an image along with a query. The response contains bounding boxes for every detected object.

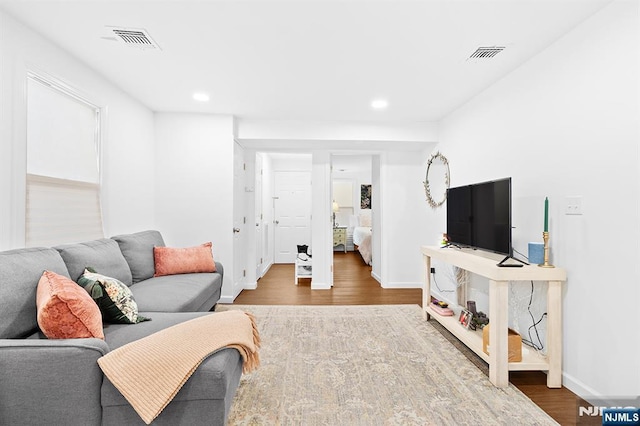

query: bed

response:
[353,226,372,265]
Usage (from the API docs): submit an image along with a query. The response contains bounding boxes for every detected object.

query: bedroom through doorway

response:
[331,154,375,277]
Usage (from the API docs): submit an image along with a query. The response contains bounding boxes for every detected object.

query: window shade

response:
[26,175,104,247]
[25,74,103,247]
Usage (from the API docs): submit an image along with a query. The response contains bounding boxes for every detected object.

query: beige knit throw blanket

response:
[98,310,260,424]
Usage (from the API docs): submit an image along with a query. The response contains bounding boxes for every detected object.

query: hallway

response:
[235,251,421,305]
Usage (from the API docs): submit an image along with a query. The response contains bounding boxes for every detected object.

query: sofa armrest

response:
[0,338,109,426]
[215,261,224,278]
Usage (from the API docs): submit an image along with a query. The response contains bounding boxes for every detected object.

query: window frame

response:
[25,71,105,247]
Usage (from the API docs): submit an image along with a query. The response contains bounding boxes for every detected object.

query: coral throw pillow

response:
[36,270,104,339]
[154,242,217,277]
[78,268,150,324]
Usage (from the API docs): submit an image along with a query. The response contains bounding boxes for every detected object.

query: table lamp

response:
[332,200,340,227]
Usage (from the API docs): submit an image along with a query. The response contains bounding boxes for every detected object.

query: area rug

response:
[217,304,557,426]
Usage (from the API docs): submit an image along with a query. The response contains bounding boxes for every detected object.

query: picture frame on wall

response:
[360,184,372,209]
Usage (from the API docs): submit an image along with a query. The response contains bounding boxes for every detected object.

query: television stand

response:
[440,242,467,250]
[496,254,529,267]
[421,246,566,388]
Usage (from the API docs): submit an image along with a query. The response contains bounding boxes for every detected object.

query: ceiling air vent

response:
[468,46,505,60]
[106,26,161,50]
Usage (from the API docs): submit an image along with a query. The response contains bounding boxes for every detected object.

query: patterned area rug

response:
[217,304,557,426]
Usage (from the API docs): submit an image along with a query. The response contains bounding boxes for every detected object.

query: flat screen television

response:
[446,177,512,257]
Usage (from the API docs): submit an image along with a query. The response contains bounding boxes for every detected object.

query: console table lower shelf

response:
[426,306,550,372]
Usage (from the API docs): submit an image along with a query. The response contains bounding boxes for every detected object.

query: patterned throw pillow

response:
[78,268,150,324]
[36,270,104,339]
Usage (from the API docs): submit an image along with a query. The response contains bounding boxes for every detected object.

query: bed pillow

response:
[154,242,217,277]
[36,270,104,339]
[78,269,150,324]
[359,213,372,227]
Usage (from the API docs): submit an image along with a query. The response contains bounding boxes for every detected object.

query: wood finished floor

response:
[233,251,581,425]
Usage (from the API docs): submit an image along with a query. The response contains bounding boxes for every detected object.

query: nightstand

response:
[333,227,347,252]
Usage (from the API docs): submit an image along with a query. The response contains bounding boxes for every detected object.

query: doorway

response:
[331,154,373,270]
[253,153,313,266]
[274,170,312,263]
[252,152,379,288]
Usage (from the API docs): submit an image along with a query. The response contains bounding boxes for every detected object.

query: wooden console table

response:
[421,246,566,388]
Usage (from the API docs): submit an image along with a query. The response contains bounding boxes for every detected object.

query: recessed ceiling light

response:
[193,92,210,102]
[371,99,388,110]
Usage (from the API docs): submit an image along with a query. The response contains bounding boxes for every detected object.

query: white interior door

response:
[274,171,311,263]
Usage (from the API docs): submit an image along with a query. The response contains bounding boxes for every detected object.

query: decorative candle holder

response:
[539,231,555,268]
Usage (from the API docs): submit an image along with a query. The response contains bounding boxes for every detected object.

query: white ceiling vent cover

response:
[107,26,161,50]
[468,46,505,59]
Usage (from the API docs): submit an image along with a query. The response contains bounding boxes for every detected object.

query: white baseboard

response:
[311,281,332,290]
[219,284,244,304]
[260,261,273,278]
[244,281,257,290]
[381,281,422,289]
[561,371,606,404]
[218,295,235,304]
[369,272,421,289]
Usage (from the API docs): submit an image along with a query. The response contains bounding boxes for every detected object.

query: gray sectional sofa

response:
[0,230,242,426]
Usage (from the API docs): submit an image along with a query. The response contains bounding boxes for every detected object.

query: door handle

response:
[233,228,241,233]
[274,220,279,225]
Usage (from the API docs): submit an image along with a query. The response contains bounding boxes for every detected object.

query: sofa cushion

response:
[102,311,208,349]
[101,312,243,405]
[55,239,133,286]
[153,242,217,277]
[78,269,150,324]
[130,273,221,312]
[36,270,104,339]
[111,230,165,284]
[0,247,71,339]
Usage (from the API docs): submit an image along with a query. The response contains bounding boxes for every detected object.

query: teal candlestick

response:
[544,197,549,232]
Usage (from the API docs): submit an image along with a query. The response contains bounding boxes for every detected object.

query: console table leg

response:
[489,280,509,388]
[423,256,432,320]
[547,280,563,388]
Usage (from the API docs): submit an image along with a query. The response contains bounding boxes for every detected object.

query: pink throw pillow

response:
[36,270,104,339]
[153,242,217,277]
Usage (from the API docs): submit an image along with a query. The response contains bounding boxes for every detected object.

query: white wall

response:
[311,151,332,289]
[0,9,156,250]
[433,0,639,400]
[154,113,237,299]
[380,151,432,288]
[239,119,438,145]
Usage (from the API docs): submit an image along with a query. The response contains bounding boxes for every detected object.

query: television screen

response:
[446,185,472,246]
[446,178,512,256]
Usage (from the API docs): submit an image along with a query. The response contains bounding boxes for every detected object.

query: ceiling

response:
[0,0,611,123]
